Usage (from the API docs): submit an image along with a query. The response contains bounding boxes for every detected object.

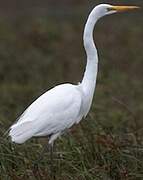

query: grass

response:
[0,1,143,179]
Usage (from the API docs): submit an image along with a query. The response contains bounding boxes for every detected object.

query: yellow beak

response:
[109,5,140,12]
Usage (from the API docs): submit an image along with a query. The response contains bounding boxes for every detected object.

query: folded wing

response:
[9,84,82,144]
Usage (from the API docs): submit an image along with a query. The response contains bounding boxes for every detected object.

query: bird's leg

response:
[46,133,60,178]
[49,142,56,179]
[49,142,54,166]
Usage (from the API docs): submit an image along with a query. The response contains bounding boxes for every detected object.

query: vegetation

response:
[0,1,143,179]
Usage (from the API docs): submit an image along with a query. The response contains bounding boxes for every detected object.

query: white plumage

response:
[9,4,138,145]
[9,84,83,144]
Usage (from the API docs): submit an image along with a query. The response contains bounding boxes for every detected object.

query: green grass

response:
[0,2,143,179]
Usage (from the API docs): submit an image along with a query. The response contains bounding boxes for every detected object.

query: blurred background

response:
[0,0,143,179]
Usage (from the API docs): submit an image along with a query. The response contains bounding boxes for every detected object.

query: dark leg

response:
[47,132,61,179]
[49,143,56,179]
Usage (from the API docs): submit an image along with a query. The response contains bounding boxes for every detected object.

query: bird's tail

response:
[9,120,36,144]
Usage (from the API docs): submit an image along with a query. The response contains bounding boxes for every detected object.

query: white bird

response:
[9,4,139,147]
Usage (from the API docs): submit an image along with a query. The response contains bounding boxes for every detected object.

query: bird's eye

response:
[107,7,113,12]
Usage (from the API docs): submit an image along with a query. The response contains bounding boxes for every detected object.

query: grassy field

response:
[0,1,143,179]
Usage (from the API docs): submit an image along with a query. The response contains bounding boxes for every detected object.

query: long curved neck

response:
[81,8,99,98]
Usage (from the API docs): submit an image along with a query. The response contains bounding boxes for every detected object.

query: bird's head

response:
[95,4,140,17]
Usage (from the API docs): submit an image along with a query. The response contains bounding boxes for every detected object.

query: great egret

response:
[9,4,138,148]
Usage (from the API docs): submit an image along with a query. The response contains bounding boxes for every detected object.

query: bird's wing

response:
[9,83,83,143]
